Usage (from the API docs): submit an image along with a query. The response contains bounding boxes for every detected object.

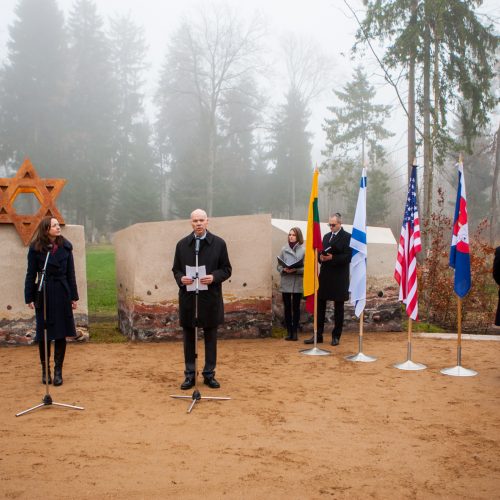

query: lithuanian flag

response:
[303,168,323,313]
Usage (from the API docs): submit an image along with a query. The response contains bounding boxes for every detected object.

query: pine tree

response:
[358,0,498,241]
[65,0,117,237]
[0,0,68,175]
[322,66,393,222]
[108,14,161,229]
[268,88,312,219]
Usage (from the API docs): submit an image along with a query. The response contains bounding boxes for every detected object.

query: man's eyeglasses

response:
[329,223,338,227]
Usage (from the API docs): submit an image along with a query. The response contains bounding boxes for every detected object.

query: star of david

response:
[0,158,66,245]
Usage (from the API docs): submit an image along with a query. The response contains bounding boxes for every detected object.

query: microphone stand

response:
[170,237,230,413]
[16,246,84,417]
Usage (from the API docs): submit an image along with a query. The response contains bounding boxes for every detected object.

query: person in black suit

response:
[304,213,351,346]
[24,217,79,386]
[172,209,232,390]
[493,246,500,327]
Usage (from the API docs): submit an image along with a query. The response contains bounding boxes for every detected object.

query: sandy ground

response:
[1,332,499,500]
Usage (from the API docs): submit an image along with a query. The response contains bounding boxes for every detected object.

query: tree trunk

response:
[207,114,216,216]
[422,15,432,252]
[407,0,417,181]
[490,122,500,245]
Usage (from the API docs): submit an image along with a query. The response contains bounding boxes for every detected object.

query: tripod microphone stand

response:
[170,238,230,413]
[16,246,84,417]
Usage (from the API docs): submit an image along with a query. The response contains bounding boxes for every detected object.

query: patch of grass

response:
[86,245,117,314]
[89,316,127,343]
[86,245,126,342]
[272,325,286,339]
[404,320,446,333]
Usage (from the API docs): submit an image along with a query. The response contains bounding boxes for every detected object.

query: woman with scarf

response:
[277,227,305,341]
[24,217,79,386]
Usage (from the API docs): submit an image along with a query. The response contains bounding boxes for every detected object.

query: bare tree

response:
[275,34,333,217]
[158,3,266,216]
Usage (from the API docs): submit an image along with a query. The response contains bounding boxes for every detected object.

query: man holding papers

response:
[304,213,351,346]
[172,209,232,390]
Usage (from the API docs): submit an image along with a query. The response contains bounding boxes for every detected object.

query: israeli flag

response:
[349,168,367,317]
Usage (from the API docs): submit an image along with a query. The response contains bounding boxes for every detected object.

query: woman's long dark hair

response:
[31,216,64,252]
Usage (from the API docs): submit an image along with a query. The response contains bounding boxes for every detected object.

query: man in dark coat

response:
[172,209,232,390]
[304,213,351,346]
[494,246,500,327]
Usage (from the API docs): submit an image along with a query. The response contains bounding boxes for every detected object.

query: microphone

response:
[195,237,200,254]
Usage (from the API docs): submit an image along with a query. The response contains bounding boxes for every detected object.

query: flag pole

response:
[441,155,477,377]
[346,165,376,362]
[345,310,377,362]
[301,247,330,355]
[394,314,426,370]
[441,296,477,376]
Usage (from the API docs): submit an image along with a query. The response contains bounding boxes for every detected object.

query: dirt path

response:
[1,333,499,499]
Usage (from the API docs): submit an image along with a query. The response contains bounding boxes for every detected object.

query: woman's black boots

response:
[39,341,52,384]
[53,339,66,386]
[41,362,52,384]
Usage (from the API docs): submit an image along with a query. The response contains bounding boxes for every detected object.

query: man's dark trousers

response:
[316,298,344,339]
[183,326,217,379]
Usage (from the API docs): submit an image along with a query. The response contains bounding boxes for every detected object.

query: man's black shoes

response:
[204,377,220,389]
[304,335,323,344]
[180,377,195,390]
[331,337,340,346]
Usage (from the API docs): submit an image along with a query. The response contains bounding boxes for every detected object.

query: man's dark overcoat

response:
[24,239,79,341]
[172,231,232,328]
[494,246,500,326]
[318,227,352,301]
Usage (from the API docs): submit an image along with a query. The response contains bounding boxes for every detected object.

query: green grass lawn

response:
[86,244,117,314]
[86,244,125,342]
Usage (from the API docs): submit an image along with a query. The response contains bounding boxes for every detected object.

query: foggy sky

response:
[0,0,498,182]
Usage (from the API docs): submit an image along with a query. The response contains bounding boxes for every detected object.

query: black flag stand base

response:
[16,394,84,417]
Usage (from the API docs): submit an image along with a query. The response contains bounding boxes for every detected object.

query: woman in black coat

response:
[24,217,79,386]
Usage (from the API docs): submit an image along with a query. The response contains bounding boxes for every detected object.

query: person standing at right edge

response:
[304,213,351,346]
[493,246,500,328]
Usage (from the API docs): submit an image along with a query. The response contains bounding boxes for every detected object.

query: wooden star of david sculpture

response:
[0,158,66,245]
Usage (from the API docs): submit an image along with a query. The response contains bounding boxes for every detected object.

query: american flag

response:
[394,165,422,320]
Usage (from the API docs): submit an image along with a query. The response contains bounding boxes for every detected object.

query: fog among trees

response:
[0,0,498,244]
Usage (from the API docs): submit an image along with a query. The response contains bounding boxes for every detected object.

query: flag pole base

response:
[345,351,377,362]
[393,359,427,371]
[300,346,330,356]
[440,365,477,377]
[345,333,376,362]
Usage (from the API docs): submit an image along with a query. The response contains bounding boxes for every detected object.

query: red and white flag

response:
[394,165,422,320]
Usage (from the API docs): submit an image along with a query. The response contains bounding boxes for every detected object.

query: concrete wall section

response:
[114,214,273,341]
[0,224,88,345]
